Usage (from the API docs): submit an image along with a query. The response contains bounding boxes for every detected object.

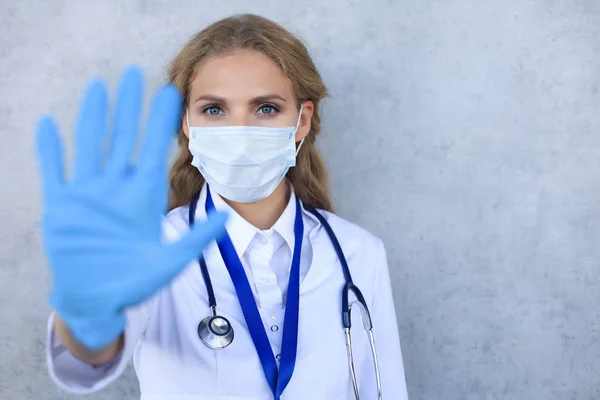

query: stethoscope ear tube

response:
[306,207,382,399]
[343,282,373,330]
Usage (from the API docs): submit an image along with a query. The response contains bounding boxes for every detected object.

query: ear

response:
[181,111,190,138]
[295,100,314,143]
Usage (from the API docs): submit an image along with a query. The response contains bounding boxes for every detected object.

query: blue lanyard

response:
[205,188,303,399]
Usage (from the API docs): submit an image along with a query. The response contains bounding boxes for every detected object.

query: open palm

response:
[36,66,227,350]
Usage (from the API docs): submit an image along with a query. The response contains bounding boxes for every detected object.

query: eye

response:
[257,104,279,115]
[202,105,224,115]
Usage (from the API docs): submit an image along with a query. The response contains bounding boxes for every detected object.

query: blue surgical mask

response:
[187,105,304,203]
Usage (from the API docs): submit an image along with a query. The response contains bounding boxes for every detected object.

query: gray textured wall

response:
[1,1,599,399]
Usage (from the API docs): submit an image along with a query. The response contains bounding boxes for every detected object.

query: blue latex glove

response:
[36,66,228,350]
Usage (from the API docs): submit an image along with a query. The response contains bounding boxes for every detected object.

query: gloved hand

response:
[36,66,227,351]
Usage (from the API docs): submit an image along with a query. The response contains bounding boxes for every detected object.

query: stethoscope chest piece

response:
[197,315,234,350]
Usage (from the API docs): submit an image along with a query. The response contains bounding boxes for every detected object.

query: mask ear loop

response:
[294,104,305,157]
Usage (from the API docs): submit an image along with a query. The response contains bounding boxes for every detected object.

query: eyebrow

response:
[194,94,288,104]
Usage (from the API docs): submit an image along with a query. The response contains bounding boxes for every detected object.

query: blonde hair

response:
[167,14,333,212]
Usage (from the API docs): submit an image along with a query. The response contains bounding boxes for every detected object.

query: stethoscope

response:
[188,192,383,400]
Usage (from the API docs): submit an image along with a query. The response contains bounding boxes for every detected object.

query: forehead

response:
[190,50,294,98]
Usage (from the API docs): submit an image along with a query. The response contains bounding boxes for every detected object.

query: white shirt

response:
[46,184,409,400]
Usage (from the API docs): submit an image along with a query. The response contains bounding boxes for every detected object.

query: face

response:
[183,50,314,142]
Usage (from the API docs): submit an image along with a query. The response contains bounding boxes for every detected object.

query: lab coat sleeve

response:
[361,238,410,399]
[45,301,150,394]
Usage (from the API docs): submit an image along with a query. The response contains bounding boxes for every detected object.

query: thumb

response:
[158,211,229,281]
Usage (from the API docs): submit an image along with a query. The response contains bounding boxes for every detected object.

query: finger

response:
[137,84,181,175]
[72,79,108,182]
[35,115,65,200]
[155,211,228,284]
[106,66,144,174]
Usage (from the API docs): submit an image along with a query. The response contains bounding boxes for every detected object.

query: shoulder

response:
[309,209,390,308]
[160,205,191,243]
[308,208,386,260]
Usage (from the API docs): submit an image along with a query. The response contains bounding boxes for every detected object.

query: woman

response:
[38,14,408,400]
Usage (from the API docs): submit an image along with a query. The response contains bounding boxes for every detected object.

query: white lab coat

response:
[46,184,409,399]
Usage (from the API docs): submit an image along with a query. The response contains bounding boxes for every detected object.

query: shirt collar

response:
[196,181,298,256]
[269,183,297,252]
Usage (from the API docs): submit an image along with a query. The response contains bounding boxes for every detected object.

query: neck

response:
[221,180,288,230]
